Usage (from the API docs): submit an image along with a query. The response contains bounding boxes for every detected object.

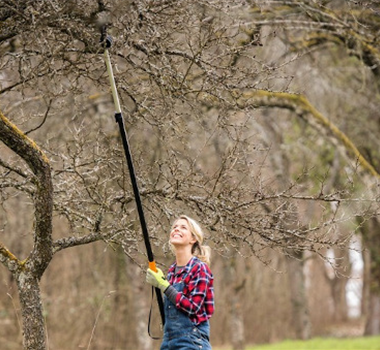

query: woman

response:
[146,215,214,349]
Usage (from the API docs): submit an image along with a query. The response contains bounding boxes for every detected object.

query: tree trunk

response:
[230,294,245,350]
[286,251,312,340]
[16,271,46,350]
[127,260,153,350]
[260,113,312,340]
[361,217,380,335]
[224,254,246,350]
[365,294,380,335]
[330,247,350,322]
[361,247,370,322]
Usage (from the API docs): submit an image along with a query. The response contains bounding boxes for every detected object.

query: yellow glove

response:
[146,268,170,292]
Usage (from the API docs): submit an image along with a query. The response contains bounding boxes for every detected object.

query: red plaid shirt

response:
[167,256,214,325]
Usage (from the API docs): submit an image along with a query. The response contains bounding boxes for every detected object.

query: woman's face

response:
[170,218,197,248]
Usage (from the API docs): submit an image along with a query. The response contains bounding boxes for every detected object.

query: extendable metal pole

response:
[104,43,165,326]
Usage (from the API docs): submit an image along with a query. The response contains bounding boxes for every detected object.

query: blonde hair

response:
[171,215,211,266]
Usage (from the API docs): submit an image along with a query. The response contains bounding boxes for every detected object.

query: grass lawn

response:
[217,336,380,350]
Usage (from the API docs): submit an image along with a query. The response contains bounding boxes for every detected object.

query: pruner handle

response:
[149,261,158,272]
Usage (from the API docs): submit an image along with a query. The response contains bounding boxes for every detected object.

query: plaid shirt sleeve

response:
[174,259,214,324]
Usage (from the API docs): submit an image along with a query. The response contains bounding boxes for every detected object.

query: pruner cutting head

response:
[100,34,113,49]
[97,11,112,49]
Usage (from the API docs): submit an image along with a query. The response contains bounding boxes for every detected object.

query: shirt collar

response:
[170,256,198,275]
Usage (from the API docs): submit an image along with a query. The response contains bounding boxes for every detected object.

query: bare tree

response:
[0,110,53,349]
[246,0,380,335]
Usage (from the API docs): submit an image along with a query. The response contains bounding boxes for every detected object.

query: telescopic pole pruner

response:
[101,34,165,327]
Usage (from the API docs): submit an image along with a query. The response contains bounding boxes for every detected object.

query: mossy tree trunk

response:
[0,110,53,350]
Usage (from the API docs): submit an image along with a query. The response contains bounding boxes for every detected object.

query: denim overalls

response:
[160,269,211,350]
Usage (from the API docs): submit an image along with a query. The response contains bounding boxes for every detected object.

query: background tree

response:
[247,0,380,335]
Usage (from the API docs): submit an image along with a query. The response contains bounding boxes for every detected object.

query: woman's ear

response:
[191,238,198,247]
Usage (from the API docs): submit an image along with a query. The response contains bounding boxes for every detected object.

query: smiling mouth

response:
[172,233,182,238]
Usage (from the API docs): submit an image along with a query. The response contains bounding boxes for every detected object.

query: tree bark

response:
[361,247,371,323]
[0,110,53,349]
[286,251,312,340]
[330,248,350,323]
[16,271,46,350]
[224,254,246,350]
[127,260,153,350]
[361,217,380,335]
[230,293,245,350]
[365,294,380,335]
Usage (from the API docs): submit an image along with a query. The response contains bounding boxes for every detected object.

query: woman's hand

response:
[146,268,170,292]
